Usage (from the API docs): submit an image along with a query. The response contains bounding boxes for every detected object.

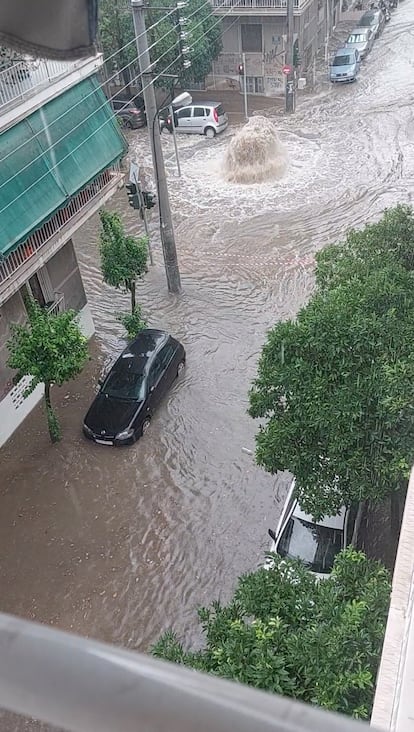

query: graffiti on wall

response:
[263,35,284,75]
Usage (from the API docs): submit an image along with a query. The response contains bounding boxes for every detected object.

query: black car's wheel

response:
[141,416,151,436]
[177,359,186,378]
[124,120,133,129]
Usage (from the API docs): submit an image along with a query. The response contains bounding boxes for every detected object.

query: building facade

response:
[207,0,338,96]
[0,55,126,447]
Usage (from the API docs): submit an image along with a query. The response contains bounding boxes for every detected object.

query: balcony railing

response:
[0,58,85,113]
[0,166,121,289]
[212,0,300,9]
[46,292,65,316]
[0,612,369,732]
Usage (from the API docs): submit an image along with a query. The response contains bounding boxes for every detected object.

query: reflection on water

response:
[1,3,414,727]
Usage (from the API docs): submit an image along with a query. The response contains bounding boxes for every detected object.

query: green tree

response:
[153,549,390,719]
[99,0,221,90]
[7,299,88,443]
[116,306,147,341]
[99,0,137,92]
[99,210,148,315]
[249,207,414,520]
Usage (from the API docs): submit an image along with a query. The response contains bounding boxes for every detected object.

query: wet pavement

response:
[1,3,414,727]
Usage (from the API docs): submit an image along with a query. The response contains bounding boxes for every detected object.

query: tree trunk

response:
[130,280,136,313]
[44,381,61,444]
[351,500,367,548]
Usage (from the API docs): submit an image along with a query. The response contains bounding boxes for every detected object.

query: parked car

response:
[345,27,374,59]
[111,97,146,129]
[330,48,361,82]
[265,479,357,579]
[83,329,185,446]
[358,8,385,38]
[172,102,228,138]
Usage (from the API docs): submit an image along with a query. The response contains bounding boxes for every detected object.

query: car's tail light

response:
[131,109,140,115]
[213,107,218,123]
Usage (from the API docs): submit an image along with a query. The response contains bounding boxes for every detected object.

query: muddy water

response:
[1,4,414,728]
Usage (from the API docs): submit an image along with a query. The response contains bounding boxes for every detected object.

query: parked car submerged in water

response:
[330,48,361,82]
[345,27,374,59]
[358,8,385,38]
[172,102,228,138]
[264,479,357,579]
[83,329,185,446]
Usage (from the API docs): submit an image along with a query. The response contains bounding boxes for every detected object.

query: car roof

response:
[335,47,353,55]
[190,101,223,107]
[349,27,370,34]
[292,501,347,530]
[122,329,169,358]
[361,10,379,19]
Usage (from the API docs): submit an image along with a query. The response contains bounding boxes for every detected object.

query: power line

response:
[0,53,183,219]
[0,0,217,174]
[0,0,243,209]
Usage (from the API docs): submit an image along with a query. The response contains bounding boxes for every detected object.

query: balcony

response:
[211,0,306,13]
[0,165,123,305]
[0,55,103,133]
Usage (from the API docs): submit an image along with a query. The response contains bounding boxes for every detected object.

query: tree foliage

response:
[99,0,221,89]
[99,210,148,314]
[249,206,414,518]
[153,549,390,719]
[117,307,147,341]
[7,299,88,443]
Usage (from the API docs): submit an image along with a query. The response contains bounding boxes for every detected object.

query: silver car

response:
[345,27,374,59]
[174,102,228,138]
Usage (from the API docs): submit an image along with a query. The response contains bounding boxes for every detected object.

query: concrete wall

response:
[0,239,91,407]
[46,239,87,313]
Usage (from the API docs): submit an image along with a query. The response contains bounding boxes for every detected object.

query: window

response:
[193,107,206,117]
[246,76,264,94]
[149,356,164,387]
[241,24,262,52]
[159,344,175,369]
[177,107,191,119]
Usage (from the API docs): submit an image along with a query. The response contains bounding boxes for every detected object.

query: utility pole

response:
[242,52,248,120]
[285,0,295,113]
[130,0,181,294]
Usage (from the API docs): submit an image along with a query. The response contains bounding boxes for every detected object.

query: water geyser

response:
[223,115,287,184]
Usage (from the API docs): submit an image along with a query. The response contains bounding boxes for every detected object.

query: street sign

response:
[282,65,292,75]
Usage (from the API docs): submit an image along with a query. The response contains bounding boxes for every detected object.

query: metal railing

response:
[0,166,121,288]
[0,612,370,732]
[0,58,83,111]
[212,0,300,8]
[46,292,65,316]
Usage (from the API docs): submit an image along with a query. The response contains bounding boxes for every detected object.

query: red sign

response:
[282,65,292,75]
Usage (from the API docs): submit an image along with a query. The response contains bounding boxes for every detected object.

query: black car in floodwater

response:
[83,329,185,446]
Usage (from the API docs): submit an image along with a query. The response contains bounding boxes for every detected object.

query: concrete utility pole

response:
[242,52,248,120]
[285,0,295,113]
[130,0,181,294]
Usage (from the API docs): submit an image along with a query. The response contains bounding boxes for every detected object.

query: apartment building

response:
[0,54,126,447]
[208,0,338,95]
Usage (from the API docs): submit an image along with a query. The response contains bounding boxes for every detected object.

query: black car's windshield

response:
[277,516,344,574]
[102,355,146,400]
[333,54,351,66]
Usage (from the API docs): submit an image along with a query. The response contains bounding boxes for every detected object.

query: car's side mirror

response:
[149,385,155,393]
[268,529,276,542]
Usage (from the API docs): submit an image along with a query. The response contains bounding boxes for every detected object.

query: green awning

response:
[0,74,126,257]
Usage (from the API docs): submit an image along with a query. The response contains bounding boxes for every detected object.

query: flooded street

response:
[1,3,414,726]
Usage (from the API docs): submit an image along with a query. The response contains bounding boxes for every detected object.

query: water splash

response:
[223,116,287,184]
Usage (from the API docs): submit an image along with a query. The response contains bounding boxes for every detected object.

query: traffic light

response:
[126,182,139,209]
[238,63,244,75]
[142,191,156,210]
[293,40,301,67]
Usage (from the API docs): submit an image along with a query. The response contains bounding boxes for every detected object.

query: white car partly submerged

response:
[265,479,357,579]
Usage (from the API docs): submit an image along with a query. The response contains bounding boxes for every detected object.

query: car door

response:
[191,106,207,134]
[176,106,193,134]
[146,354,165,410]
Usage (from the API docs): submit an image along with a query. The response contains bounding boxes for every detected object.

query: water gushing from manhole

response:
[223,116,287,184]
